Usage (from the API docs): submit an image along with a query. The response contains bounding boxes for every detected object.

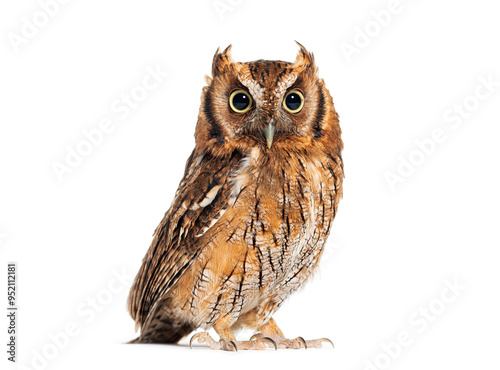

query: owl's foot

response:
[189,331,276,351]
[250,333,334,349]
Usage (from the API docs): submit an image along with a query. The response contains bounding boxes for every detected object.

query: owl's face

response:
[195,43,340,155]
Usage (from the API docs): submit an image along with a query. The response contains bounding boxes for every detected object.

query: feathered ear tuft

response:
[211,45,233,78]
[293,41,316,73]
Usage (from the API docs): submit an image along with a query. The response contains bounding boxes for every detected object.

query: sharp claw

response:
[261,336,277,350]
[296,336,307,349]
[319,338,334,348]
[189,333,202,349]
[249,334,260,341]
[229,340,238,352]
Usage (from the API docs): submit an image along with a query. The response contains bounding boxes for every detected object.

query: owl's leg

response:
[189,318,276,351]
[251,317,334,349]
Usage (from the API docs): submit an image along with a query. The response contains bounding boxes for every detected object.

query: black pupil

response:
[232,93,249,111]
[285,93,302,111]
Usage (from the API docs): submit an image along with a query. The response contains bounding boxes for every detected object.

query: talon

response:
[249,334,260,341]
[296,336,307,349]
[229,340,238,351]
[319,338,334,348]
[261,336,277,350]
[189,332,203,349]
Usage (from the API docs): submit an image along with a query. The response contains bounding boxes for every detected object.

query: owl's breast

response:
[225,147,338,285]
[171,147,342,326]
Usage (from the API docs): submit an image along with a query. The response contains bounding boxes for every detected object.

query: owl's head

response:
[195,43,341,156]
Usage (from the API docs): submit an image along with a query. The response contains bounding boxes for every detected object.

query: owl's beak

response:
[264,123,275,149]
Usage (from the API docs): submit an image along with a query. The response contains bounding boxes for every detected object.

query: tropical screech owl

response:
[128,43,344,350]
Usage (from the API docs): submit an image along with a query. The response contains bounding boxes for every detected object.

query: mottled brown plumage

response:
[128,43,343,350]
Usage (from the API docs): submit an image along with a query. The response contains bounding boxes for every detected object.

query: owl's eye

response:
[283,90,304,114]
[229,90,252,114]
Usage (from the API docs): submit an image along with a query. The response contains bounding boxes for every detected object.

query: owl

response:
[128,43,343,351]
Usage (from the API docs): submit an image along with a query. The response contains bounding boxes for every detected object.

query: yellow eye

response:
[229,90,252,114]
[283,90,304,113]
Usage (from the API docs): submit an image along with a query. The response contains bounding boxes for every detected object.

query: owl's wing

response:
[128,149,242,328]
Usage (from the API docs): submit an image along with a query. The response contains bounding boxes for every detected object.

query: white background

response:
[1,0,499,369]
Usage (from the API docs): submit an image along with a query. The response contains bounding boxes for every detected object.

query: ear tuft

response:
[211,45,233,78]
[293,41,316,73]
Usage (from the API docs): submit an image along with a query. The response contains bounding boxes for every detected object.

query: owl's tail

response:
[128,324,195,344]
[128,314,195,344]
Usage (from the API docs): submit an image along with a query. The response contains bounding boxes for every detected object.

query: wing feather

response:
[128,149,242,328]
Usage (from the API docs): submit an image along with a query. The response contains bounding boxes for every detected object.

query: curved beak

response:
[264,121,275,149]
